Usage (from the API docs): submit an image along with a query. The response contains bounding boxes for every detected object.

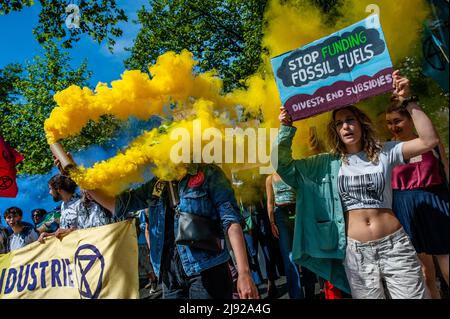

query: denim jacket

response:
[277,125,350,294]
[115,164,243,277]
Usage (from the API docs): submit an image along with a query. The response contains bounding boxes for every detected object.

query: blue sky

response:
[0,0,149,86]
[0,1,152,233]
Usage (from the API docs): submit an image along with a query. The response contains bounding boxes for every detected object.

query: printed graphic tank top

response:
[338,141,404,212]
[272,177,296,205]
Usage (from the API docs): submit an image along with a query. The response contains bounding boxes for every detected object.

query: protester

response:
[3,207,39,251]
[76,190,114,228]
[386,100,449,298]
[39,174,113,242]
[34,207,61,234]
[45,174,80,239]
[239,198,261,285]
[266,172,304,299]
[86,163,259,299]
[276,70,438,298]
[251,196,281,299]
[30,208,46,229]
[234,172,281,299]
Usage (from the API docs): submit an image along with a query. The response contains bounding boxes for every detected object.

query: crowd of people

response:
[0,70,448,299]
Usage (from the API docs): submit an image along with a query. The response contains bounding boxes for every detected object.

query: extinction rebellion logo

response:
[0,244,105,298]
[74,244,105,299]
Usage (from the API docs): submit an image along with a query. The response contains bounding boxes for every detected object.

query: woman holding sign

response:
[276,70,436,299]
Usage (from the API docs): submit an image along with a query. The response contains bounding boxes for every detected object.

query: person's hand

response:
[55,227,75,240]
[270,222,280,239]
[53,152,75,175]
[53,155,65,175]
[38,232,51,243]
[392,70,411,100]
[237,271,260,299]
[279,107,293,127]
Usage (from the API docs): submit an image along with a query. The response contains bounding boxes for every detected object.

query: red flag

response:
[0,136,24,198]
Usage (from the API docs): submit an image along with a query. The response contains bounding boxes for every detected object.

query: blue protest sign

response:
[271,15,394,121]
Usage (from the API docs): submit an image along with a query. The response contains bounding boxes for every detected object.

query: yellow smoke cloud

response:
[263,0,430,62]
[45,49,271,195]
[335,0,430,64]
[232,167,266,206]
[71,99,230,196]
[44,50,230,144]
[263,0,332,57]
[44,0,431,196]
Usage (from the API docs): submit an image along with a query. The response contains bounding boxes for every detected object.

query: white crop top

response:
[338,141,404,212]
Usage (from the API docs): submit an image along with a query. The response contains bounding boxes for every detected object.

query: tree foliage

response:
[125,0,268,92]
[0,64,22,103]
[0,43,120,175]
[0,0,127,51]
[125,0,347,92]
[0,0,34,15]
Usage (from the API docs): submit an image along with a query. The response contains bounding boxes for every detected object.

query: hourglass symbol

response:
[65,3,80,29]
[365,4,381,29]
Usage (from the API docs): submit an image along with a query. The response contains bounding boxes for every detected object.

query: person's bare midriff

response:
[345,208,402,242]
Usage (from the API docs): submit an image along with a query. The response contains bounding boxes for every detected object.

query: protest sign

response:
[0,220,138,299]
[271,14,393,121]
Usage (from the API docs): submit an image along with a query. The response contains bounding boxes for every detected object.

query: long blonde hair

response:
[327,105,382,164]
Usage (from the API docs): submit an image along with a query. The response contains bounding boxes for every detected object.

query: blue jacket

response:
[115,164,243,277]
[277,125,350,294]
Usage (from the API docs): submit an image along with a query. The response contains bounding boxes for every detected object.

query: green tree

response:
[0,0,34,15]
[0,43,120,175]
[0,64,22,103]
[125,0,268,92]
[0,0,127,51]
[125,0,343,92]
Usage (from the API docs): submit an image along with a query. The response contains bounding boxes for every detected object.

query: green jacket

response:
[276,125,350,294]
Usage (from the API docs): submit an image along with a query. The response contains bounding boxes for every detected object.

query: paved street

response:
[139,276,323,299]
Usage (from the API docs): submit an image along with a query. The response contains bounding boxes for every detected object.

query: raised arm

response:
[275,108,300,189]
[87,180,155,219]
[52,154,117,214]
[86,189,116,213]
[392,70,439,160]
[401,102,439,160]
